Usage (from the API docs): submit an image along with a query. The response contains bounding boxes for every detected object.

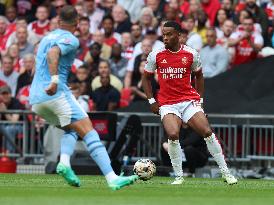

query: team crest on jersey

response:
[161,59,167,64]
[182,57,188,65]
[63,38,71,44]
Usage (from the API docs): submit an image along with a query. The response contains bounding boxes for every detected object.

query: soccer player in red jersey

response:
[142,21,237,185]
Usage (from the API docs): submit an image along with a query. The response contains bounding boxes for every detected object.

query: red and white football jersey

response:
[0,23,15,52]
[28,20,50,37]
[144,45,201,106]
[230,31,264,65]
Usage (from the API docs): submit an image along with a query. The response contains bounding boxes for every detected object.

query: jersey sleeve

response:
[254,34,264,45]
[55,34,79,56]
[191,50,202,72]
[144,51,157,73]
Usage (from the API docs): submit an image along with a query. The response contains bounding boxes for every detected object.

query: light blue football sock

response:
[83,129,114,176]
[60,131,78,167]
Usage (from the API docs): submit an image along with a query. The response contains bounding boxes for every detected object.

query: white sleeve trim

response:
[144,49,158,73]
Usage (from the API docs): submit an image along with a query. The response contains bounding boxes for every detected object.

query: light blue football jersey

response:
[29,29,79,105]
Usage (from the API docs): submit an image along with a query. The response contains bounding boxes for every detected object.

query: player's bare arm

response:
[194,70,204,97]
[142,72,159,115]
[45,46,61,95]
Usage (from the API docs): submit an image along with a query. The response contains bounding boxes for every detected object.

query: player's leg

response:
[162,114,184,184]
[66,117,138,190]
[187,111,237,184]
[32,102,81,187]
[56,131,80,187]
[59,131,78,168]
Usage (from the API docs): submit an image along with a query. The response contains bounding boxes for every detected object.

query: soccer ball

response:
[133,159,156,181]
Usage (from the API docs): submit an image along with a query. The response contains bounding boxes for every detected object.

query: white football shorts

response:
[159,101,204,123]
[32,92,88,127]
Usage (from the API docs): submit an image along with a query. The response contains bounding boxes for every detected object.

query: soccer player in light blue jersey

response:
[29,5,138,190]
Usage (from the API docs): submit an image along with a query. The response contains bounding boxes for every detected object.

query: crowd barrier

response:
[0,111,274,165]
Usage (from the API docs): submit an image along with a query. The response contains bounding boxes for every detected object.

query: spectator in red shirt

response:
[28,5,50,39]
[179,0,190,16]
[236,9,262,34]
[77,17,93,60]
[0,16,13,54]
[7,43,21,73]
[228,17,264,66]
[121,32,134,60]
[245,0,269,40]
[201,0,221,26]
[102,15,122,47]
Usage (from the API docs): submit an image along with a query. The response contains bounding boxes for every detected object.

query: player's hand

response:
[45,83,57,96]
[150,102,160,115]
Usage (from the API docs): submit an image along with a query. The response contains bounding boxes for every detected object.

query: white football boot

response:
[222,169,238,185]
[171,176,185,185]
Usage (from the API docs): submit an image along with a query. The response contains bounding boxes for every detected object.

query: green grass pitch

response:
[0,174,273,205]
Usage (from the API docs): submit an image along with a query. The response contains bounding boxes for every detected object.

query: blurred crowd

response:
[0,0,273,116]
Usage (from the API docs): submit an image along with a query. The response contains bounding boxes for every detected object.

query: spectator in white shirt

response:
[6,17,39,49]
[182,15,203,51]
[118,0,145,23]
[85,0,105,34]
[216,19,235,64]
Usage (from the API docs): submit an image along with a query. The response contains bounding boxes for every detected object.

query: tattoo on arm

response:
[47,46,61,76]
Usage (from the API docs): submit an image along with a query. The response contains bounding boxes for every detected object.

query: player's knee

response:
[167,132,180,141]
[202,127,212,138]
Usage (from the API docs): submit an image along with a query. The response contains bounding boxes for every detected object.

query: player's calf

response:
[204,133,238,184]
